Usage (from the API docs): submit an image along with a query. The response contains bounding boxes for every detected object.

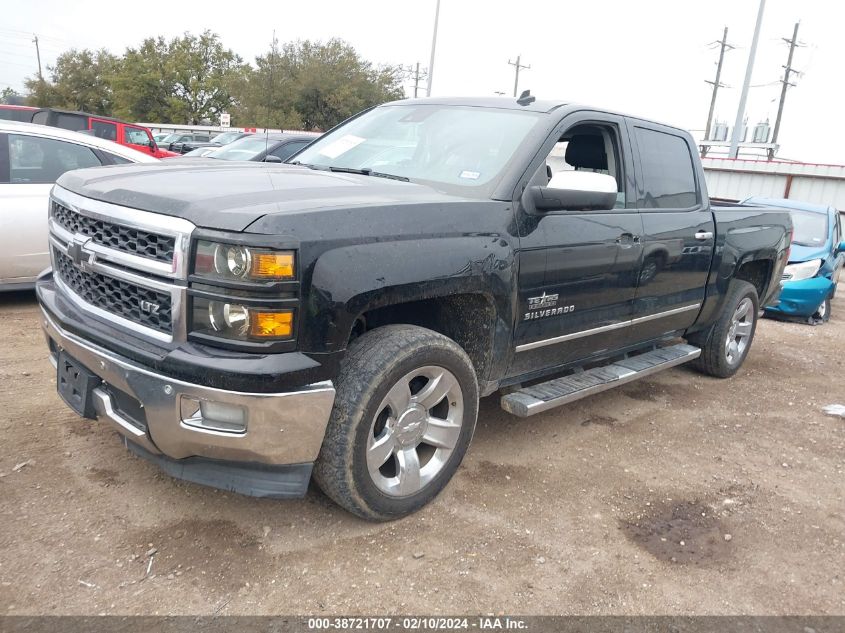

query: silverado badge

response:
[524,292,574,321]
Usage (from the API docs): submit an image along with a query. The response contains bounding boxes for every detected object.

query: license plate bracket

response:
[57,352,101,419]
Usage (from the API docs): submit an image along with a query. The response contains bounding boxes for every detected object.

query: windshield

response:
[207,136,275,161]
[211,131,243,145]
[161,133,183,143]
[789,210,828,247]
[293,104,543,194]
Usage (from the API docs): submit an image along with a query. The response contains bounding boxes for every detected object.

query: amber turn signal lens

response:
[250,252,294,279]
[249,310,293,338]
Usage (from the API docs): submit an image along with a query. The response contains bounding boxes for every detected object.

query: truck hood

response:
[57,162,465,232]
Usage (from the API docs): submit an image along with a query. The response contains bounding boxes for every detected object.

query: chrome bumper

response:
[41,308,336,466]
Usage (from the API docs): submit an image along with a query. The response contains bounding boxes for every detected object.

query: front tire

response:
[314,325,478,520]
[688,280,759,378]
[812,297,831,323]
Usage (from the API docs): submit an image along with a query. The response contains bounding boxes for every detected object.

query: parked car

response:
[181,146,217,157]
[160,132,213,154]
[178,130,252,154]
[36,96,792,519]
[30,108,178,158]
[0,121,158,291]
[0,104,38,123]
[204,132,316,162]
[745,197,844,322]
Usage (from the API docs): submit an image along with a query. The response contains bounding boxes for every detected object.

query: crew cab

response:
[36,96,792,520]
[30,109,178,158]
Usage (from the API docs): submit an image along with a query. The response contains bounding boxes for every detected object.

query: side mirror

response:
[149,140,157,153]
[528,171,618,212]
[837,240,845,255]
[263,155,283,163]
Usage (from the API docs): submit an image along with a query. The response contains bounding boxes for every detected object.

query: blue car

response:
[744,197,844,323]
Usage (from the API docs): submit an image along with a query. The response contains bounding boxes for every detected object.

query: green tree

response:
[24,48,118,114]
[166,31,243,124]
[1,87,22,105]
[289,39,405,131]
[234,38,405,131]
[111,37,173,122]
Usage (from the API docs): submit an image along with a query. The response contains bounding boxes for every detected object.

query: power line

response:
[703,26,734,141]
[769,21,803,159]
[507,55,530,98]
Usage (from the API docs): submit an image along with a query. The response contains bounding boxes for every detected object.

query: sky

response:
[2,0,843,163]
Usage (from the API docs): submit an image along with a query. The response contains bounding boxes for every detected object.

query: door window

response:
[91,120,118,141]
[8,134,102,183]
[540,124,626,209]
[635,127,698,209]
[124,127,150,145]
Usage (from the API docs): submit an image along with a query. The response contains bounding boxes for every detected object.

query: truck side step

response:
[500,343,701,417]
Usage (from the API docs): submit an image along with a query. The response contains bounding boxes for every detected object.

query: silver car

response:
[0,121,159,290]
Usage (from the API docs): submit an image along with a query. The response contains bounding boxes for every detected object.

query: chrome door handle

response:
[695,231,714,241]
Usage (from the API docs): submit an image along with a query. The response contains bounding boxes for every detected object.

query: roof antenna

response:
[517,89,535,106]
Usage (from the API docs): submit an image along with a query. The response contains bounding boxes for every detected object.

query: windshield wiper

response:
[289,160,328,170]
[327,166,409,182]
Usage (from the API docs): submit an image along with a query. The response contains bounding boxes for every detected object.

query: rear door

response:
[89,118,118,142]
[625,122,714,342]
[0,133,102,283]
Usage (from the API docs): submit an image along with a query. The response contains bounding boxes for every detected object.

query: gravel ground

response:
[0,283,843,616]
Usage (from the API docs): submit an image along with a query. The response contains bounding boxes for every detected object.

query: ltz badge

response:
[524,292,574,321]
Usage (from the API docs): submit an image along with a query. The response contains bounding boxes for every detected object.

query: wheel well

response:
[735,259,771,299]
[354,294,496,382]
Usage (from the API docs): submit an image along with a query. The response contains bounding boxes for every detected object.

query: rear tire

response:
[688,280,759,378]
[313,325,478,521]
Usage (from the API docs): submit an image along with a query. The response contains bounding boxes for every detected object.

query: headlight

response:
[194,240,295,282]
[192,298,294,341]
[782,259,822,282]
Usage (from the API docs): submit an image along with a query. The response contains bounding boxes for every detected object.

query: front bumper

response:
[765,276,834,317]
[41,308,336,497]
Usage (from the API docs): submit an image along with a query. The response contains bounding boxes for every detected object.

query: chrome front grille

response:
[52,201,176,263]
[53,247,173,333]
[48,186,195,344]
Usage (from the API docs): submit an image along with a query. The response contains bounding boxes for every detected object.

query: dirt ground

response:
[0,284,843,616]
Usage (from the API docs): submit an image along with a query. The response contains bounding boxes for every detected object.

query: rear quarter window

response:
[635,127,698,209]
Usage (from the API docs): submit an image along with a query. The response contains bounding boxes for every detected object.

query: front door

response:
[509,115,644,378]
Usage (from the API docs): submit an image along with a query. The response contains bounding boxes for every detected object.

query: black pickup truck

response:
[37,96,792,520]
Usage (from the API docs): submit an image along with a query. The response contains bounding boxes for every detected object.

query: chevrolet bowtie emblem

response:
[67,236,92,268]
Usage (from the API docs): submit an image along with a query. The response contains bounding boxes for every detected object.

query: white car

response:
[0,121,158,291]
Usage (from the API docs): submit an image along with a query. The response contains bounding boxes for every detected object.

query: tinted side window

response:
[91,120,117,141]
[635,127,697,209]
[57,113,87,131]
[105,153,131,165]
[272,141,309,161]
[9,134,101,183]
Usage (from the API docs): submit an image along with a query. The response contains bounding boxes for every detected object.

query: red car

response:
[30,108,178,158]
[0,104,38,123]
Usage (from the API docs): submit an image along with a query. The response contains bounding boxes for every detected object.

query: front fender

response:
[302,236,516,355]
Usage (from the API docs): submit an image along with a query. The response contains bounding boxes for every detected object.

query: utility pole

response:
[728,0,766,159]
[32,34,43,82]
[426,0,440,97]
[508,55,530,97]
[769,21,802,159]
[412,63,428,98]
[704,26,733,141]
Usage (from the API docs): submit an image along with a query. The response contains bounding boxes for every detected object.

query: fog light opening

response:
[180,396,247,434]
